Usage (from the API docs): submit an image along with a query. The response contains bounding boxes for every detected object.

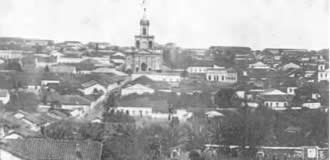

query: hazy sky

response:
[0,0,328,49]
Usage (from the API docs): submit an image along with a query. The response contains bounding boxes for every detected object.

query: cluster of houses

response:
[0,37,328,159]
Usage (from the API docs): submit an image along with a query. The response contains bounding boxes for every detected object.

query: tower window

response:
[136,40,140,48]
[148,41,153,49]
[143,28,147,35]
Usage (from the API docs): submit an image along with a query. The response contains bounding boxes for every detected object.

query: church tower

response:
[126,0,163,73]
[135,2,154,50]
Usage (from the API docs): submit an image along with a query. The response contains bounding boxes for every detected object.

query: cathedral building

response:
[125,6,163,73]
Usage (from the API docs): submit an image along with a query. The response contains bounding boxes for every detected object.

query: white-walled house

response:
[35,56,58,68]
[318,69,329,82]
[58,95,92,112]
[302,99,321,109]
[114,106,192,122]
[206,68,237,83]
[57,55,86,64]
[249,61,270,70]
[79,80,107,95]
[260,89,290,110]
[186,63,214,74]
[280,62,301,71]
[0,50,23,59]
[263,95,289,111]
[121,84,155,96]
[132,72,182,83]
[286,87,298,95]
[0,89,10,104]
[115,106,153,117]
[41,80,60,86]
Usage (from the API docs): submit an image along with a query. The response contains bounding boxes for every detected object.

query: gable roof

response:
[81,80,103,89]
[261,89,287,95]
[263,95,289,102]
[112,52,126,57]
[124,84,154,91]
[50,65,76,73]
[282,62,301,69]
[47,93,91,106]
[1,138,102,160]
[125,76,170,90]
[249,61,270,68]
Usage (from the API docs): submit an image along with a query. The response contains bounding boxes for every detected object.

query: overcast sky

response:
[0,0,328,49]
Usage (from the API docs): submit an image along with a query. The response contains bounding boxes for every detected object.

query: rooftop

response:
[1,138,102,160]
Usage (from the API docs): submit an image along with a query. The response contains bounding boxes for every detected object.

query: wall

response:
[116,106,153,117]
[0,92,10,104]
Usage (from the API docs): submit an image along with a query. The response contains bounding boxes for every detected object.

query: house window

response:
[221,76,225,81]
[208,75,212,81]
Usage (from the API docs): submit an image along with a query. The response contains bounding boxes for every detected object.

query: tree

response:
[44,65,50,72]
[79,123,105,141]
[42,120,76,140]
[189,150,204,160]
[104,93,117,112]
[214,88,236,108]
[180,70,189,78]
[5,60,23,72]
[220,108,273,154]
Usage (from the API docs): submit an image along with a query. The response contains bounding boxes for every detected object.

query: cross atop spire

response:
[139,0,149,26]
[141,0,147,20]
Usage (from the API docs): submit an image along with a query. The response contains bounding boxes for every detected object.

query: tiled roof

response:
[50,65,76,73]
[36,56,57,63]
[47,93,91,105]
[262,95,289,102]
[60,95,91,105]
[1,138,102,160]
[188,60,214,67]
[81,80,100,88]
[126,76,170,90]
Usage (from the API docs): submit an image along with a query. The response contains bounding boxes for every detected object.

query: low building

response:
[186,61,214,74]
[83,55,111,66]
[59,95,92,111]
[263,95,289,110]
[0,50,23,59]
[260,89,290,110]
[121,84,155,96]
[280,62,301,71]
[0,89,10,104]
[249,61,271,70]
[115,106,153,117]
[79,80,107,95]
[302,98,321,109]
[57,54,85,64]
[35,56,58,68]
[132,72,182,84]
[50,65,77,74]
[206,68,237,83]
